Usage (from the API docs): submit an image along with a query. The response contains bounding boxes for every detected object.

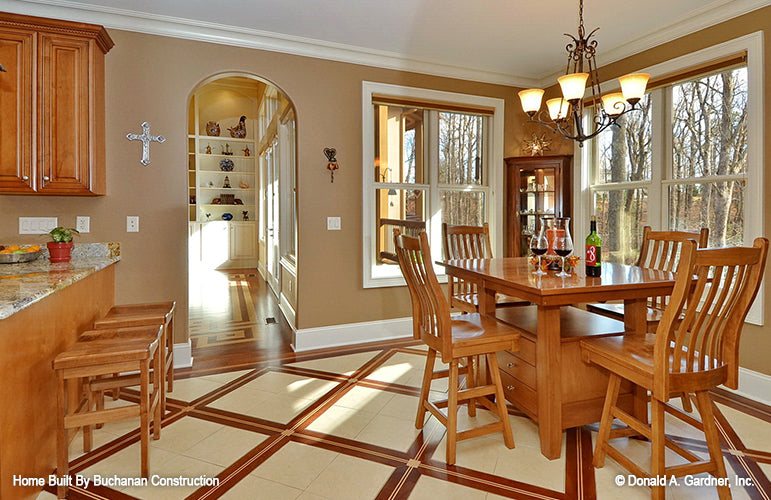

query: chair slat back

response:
[637,226,709,310]
[442,223,493,308]
[394,229,451,355]
[654,238,768,397]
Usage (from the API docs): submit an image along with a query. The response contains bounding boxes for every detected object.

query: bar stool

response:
[54,325,163,499]
[93,301,175,413]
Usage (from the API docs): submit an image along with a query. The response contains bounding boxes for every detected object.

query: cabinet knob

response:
[506,385,515,391]
[22,176,29,181]
[43,176,50,181]
[507,362,515,368]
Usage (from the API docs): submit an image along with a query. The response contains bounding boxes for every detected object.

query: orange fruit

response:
[6,245,20,252]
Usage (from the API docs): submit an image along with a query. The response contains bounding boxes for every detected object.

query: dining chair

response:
[394,229,520,465]
[442,222,527,313]
[587,226,709,331]
[581,237,768,500]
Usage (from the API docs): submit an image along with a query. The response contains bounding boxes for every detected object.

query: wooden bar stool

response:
[93,301,175,413]
[54,325,163,499]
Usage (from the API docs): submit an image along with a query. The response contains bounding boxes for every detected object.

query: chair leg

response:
[446,360,459,465]
[466,356,476,417]
[139,359,150,478]
[593,373,622,468]
[486,353,514,449]
[680,391,693,413]
[695,391,731,500]
[56,372,68,499]
[415,349,436,429]
[83,378,93,453]
[651,398,666,500]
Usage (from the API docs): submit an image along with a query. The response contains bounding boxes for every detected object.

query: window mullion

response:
[427,111,442,260]
[650,87,665,229]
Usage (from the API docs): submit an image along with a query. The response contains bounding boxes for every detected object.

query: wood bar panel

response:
[0,264,114,500]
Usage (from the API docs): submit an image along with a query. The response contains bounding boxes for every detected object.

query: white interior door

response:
[265,143,281,295]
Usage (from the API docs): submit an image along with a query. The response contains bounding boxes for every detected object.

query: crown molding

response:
[3,0,539,88]
[536,0,769,87]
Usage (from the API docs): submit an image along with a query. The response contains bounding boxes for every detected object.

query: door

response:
[265,141,281,295]
[230,222,257,260]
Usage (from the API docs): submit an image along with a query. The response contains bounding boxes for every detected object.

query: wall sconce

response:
[324,147,338,182]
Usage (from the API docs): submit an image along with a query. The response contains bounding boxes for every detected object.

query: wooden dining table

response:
[438,257,678,459]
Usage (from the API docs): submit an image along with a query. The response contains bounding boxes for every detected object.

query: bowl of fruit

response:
[0,244,43,263]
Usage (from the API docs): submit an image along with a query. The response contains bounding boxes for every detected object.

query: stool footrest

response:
[65,405,140,429]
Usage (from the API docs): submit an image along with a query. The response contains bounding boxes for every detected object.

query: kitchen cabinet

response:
[505,155,572,256]
[0,13,113,195]
[189,221,257,269]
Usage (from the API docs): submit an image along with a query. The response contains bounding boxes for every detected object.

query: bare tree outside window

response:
[438,112,486,226]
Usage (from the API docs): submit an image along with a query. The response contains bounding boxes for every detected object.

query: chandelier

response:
[518,0,649,146]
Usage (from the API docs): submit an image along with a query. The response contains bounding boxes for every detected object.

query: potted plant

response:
[47,227,79,262]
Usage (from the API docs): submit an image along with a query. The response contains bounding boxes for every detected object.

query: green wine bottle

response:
[585,216,601,277]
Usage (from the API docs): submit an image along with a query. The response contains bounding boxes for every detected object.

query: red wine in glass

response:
[555,249,572,257]
[530,233,548,276]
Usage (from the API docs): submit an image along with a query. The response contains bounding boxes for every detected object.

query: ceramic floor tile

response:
[377,392,421,421]
[364,351,425,386]
[67,426,123,460]
[354,413,422,452]
[116,453,224,499]
[333,385,396,414]
[305,404,377,439]
[409,475,487,500]
[166,377,226,402]
[207,386,273,415]
[183,425,268,467]
[431,434,503,473]
[717,403,771,453]
[249,441,339,490]
[247,392,319,423]
[305,454,393,500]
[150,416,223,454]
[286,351,378,375]
[218,475,302,499]
[198,369,254,385]
[35,491,57,500]
[78,441,178,480]
[241,371,338,401]
[493,441,566,493]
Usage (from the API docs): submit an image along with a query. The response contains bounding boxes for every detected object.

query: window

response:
[576,33,764,323]
[362,82,504,287]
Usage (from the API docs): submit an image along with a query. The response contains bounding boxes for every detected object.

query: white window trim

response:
[362,81,505,288]
[574,31,764,324]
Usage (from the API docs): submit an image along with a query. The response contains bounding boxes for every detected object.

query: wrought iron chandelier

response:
[518,0,650,146]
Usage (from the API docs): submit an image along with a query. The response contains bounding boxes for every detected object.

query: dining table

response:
[438,257,678,460]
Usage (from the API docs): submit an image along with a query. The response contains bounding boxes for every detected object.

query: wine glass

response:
[553,217,573,277]
[530,223,548,276]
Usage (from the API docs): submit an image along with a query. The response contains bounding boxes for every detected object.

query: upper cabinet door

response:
[0,28,34,193]
[37,33,94,195]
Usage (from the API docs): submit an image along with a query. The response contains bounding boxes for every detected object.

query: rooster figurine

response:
[228,116,247,138]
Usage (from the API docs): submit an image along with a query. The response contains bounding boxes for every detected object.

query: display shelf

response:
[194,135,254,143]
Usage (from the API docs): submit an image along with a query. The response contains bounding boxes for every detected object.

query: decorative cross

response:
[126,122,166,166]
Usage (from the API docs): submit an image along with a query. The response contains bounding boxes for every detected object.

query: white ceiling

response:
[6,0,768,86]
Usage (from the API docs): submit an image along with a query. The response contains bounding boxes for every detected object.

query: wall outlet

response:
[126,216,139,233]
[327,216,341,230]
[76,216,90,233]
[19,217,58,234]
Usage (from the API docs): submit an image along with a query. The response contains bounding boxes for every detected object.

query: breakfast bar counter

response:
[0,243,120,500]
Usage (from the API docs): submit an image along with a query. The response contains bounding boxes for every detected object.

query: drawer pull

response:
[43,176,50,181]
[507,362,515,368]
[22,176,29,181]
[506,385,515,391]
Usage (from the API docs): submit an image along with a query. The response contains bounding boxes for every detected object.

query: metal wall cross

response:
[126,122,166,166]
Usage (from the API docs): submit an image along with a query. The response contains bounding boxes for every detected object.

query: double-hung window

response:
[362,82,504,287]
[576,33,764,323]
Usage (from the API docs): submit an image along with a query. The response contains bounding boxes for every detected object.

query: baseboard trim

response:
[278,292,296,331]
[173,340,193,369]
[292,316,412,352]
[724,367,771,406]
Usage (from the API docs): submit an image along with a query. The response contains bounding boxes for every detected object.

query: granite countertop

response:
[0,242,120,320]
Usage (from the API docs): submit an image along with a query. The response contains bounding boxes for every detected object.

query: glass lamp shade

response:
[601,92,627,116]
[546,98,569,121]
[558,73,589,101]
[619,73,650,102]
[518,88,545,115]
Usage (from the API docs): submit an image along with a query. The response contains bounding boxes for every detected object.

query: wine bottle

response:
[585,215,601,277]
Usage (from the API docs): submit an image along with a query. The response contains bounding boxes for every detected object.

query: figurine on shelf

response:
[242,211,249,221]
[228,116,247,138]
[205,121,220,136]
[205,144,212,154]
[221,144,233,155]
[238,180,250,189]
[242,146,250,157]
[222,176,231,188]
[208,180,214,188]
[205,213,211,221]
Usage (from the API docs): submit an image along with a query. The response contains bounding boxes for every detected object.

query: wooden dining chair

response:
[442,222,527,313]
[587,226,709,330]
[394,229,520,465]
[581,237,768,500]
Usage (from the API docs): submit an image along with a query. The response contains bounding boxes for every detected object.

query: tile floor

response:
[38,341,770,499]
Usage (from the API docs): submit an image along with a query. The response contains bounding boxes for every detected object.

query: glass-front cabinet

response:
[505,155,572,256]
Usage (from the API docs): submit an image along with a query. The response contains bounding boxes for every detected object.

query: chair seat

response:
[94,301,175,328]
[449,313,520,357]
[581,333,728,395]
[53,326,162,370]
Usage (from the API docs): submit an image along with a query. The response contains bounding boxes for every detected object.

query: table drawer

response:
[497,350,536,389]
[507,333,535,365]
[499,369,537,419]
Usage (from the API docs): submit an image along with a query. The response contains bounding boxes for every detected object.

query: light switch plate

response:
[19,217,58,234]
[126,216,139,233]
[327,216,341,230]
[76,216,90,233]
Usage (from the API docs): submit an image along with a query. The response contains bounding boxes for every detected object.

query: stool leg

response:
[466,356,476,417]
[84,378,93,452]
[152,347,162,440]
[446,360,460,465]
[166,316,174,393]
[487,353,515,449]
[415,349,436,429]
[56,371,68,499]
[139,359,150,478]
[158,325,167,415]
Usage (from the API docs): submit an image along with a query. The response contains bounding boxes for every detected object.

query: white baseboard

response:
[173,340,193,369]
[723,367,771,407]
[292,316,412,352]
[278,292,296,331]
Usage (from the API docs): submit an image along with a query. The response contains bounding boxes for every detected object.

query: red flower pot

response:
[47,242,73,263]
